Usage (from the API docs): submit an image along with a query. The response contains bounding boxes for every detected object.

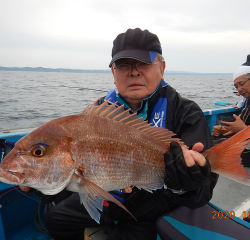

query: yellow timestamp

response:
[212,211,250,219]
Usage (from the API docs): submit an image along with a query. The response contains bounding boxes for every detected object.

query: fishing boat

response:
[0,105,245,240]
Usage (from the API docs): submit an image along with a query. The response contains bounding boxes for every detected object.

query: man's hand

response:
[212,125,229,137]
[221,114,247,136]
[164,142,211,192]
[122,187,133,193]
[232,105,239,109]
[20,186,31,192]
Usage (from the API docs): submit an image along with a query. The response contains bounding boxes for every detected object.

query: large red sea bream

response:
[0,100,250,223]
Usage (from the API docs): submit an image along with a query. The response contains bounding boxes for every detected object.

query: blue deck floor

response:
[5,223,52,240]
[0,184,52,240]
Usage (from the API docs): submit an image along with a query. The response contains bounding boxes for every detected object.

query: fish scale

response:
[81,136,165,191]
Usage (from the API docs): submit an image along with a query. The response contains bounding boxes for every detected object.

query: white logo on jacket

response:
[152,111,164,127]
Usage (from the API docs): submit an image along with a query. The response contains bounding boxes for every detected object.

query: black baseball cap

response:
[242,54,250,66]
[109,28,162,67]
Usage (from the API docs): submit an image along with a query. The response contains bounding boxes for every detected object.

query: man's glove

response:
[164,142,211,192]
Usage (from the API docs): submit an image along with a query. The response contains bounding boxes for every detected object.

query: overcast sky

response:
[0,0,249,73]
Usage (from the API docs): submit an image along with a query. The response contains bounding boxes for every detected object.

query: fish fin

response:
[92,99,117,116]
[82,100,99,114]
[83,99,183,145]
[136,182,164,193]
[204,126,250,185]
[75,170,136,223]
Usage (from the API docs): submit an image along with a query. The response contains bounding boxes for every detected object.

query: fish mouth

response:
[0,167,25,185]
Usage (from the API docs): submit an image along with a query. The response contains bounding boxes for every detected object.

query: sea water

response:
[0,71,238,131]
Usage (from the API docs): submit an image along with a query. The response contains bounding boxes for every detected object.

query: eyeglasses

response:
[234,78,250,90]
[113,61,161,75]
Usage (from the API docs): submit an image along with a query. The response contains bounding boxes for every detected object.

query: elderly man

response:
[213,55,250,137]
[43,28,218,240]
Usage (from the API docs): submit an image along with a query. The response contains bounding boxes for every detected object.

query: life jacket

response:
[105,80,168,128]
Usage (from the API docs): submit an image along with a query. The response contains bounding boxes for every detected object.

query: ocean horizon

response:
[0,71,238,131]
[0,66,233,76]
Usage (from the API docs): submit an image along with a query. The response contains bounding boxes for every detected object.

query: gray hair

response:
[245,73,250,80]
[157,53,165,62]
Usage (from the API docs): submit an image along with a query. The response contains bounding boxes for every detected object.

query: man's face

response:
[111,56,165,109]
[234,75,250,98]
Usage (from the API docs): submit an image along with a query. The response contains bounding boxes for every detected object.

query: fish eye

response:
[30,144,46,157]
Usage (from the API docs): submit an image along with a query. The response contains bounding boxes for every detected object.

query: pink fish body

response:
[1,100,250,222]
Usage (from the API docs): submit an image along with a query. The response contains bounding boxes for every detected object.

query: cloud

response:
[0,0,250,72]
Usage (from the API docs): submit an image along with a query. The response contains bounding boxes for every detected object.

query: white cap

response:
[233,66,250,81]
[233,54,250,81]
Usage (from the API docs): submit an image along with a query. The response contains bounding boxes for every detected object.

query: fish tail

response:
[204,126,250,185]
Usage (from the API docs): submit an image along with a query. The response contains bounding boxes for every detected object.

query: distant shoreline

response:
[0,66,233,76]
